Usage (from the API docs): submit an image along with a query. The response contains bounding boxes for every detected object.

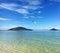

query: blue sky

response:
[0,0,60,30]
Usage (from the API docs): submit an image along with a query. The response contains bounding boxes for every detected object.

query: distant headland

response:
[0,27,60,31]
[50,28,58,31]
[8,27,32,31]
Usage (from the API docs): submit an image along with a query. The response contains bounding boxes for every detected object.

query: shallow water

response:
[0,30,60,53]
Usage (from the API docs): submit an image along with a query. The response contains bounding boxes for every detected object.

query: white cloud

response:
[0,3,18,10]
[0,3,29,14]
[23,6,29,9]
[23,5,41,10]
[19,0,43,10]
[29,0,41,5]
[19,0,41,5]
[24,17,29,18]
[0,2,42,15]
[0,18,11,20]
[16,9,29,14]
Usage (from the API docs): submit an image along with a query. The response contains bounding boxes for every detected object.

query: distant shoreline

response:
[0,27,60,31]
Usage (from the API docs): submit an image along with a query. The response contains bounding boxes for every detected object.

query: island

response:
[50,28,58,31]
[8,27,32,31]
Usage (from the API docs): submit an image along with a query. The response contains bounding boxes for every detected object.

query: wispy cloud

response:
[20,0,42,10]
[0,3,18,10]
[23,5,42,10]
[0,18,11,20]
[49,0,60,2]
[19,0,42,5]
[16,8,29,14]
[0,0,42,15]
[29,0,41,5]
[0,3,29,14]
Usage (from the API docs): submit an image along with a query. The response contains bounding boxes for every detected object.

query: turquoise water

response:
[0,30,60,53]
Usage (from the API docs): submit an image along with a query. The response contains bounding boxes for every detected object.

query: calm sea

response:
[0,30,60,53]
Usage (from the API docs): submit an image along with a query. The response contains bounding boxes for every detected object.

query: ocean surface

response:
[0,30,60,53]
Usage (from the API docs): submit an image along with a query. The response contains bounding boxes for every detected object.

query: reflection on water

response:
[0,31,60,53]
